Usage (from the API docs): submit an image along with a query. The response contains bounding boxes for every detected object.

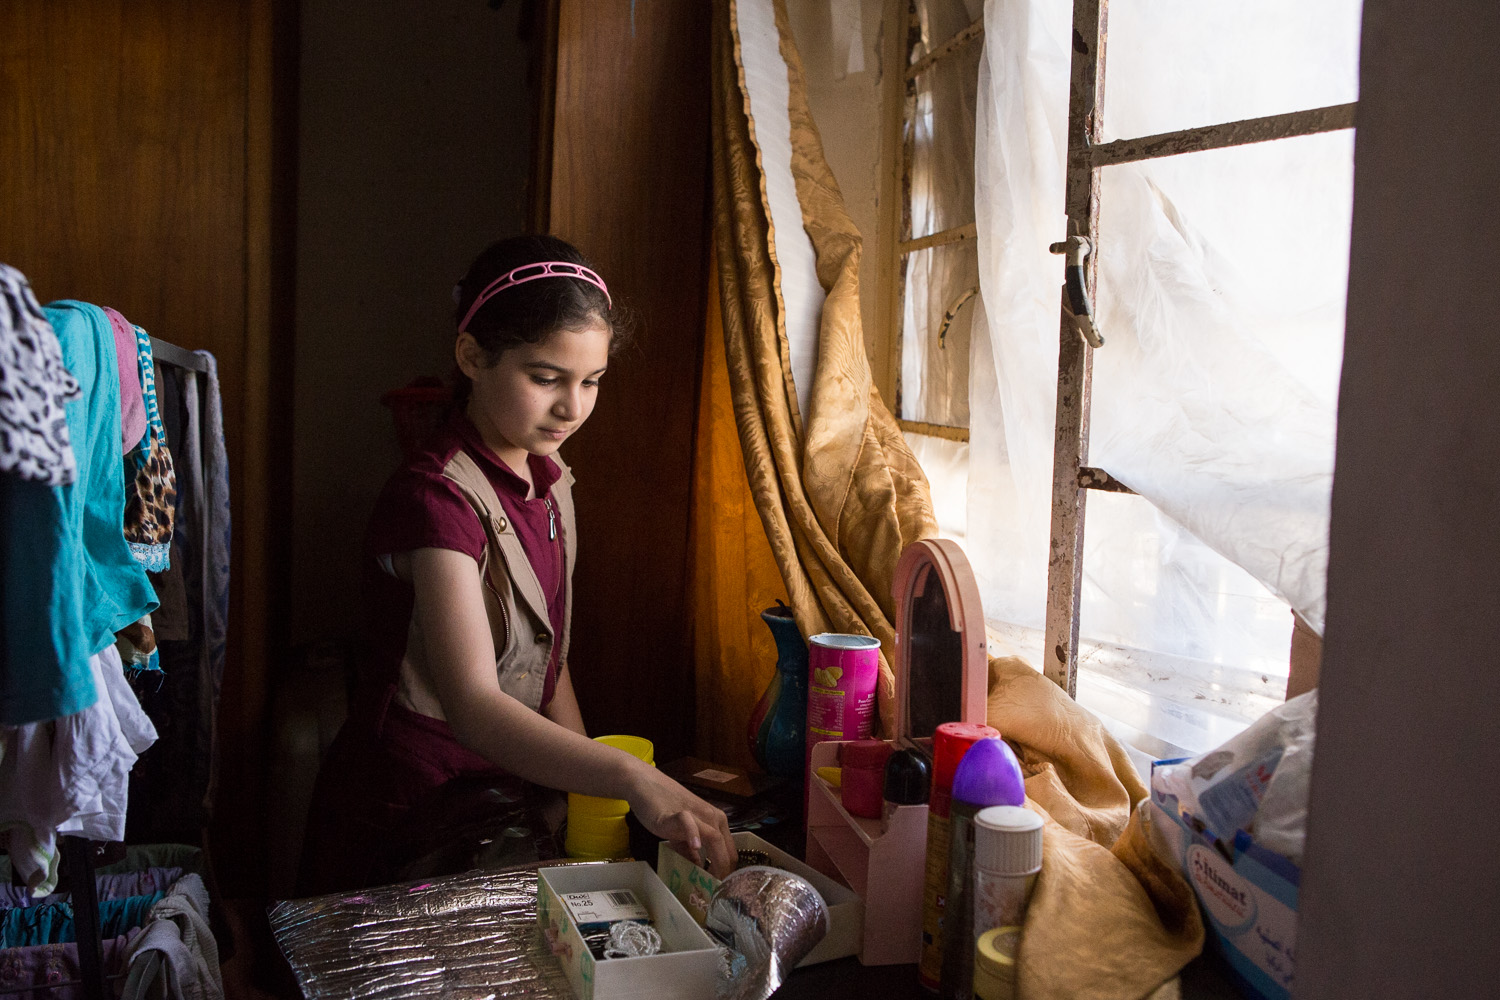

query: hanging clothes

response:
[0,927,142,999]
[0,646,158,896]
[0,276,225,993]
[115,616,160,673]
[196,352,230,715]
[0,867,184,910]
[0,867,213,996]
[119,873,223,1000]
[126,353,229,842]
[0,890,164,948]
[1,299,158,726]
[0,264,80,487]
[102,307,147,455]
[147,363,190,643]
[121,324,176,572]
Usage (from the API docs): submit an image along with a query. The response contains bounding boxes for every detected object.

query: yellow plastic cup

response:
[563,820,630,860]
[565,735,654,859]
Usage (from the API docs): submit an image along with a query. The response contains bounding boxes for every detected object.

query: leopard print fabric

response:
[0,264,81,486]
[123,324,176,570]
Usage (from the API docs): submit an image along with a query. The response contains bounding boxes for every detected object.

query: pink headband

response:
[457,261,612,332]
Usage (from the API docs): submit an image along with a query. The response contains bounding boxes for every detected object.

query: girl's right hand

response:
[624,765,737,877]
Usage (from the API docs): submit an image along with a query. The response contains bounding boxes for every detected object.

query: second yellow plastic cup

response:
[565,735,654,859]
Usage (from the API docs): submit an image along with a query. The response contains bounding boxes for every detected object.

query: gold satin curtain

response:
[696,0,937,761]
[691,253,788,768]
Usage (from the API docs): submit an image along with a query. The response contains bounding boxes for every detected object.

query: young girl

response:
[299,235,734,893]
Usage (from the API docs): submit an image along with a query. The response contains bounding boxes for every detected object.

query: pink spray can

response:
[805,632,882,754]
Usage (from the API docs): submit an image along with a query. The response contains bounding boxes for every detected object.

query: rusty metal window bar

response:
[889,2,984,443]
[1042,0,1356,697]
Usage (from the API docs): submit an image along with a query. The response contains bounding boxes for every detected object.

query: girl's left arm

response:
[543,663,588,737]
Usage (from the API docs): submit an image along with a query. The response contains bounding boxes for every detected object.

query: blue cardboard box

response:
[1148,759,1300,1000]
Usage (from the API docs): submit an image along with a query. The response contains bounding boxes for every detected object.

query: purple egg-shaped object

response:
[951,737,1026,808]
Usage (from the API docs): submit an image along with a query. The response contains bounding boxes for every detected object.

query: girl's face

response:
[457,319,611,476]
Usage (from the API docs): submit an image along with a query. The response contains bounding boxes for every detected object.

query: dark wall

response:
[1295,0,1500,995]
[545,0,713,760]
[291,0,535,645]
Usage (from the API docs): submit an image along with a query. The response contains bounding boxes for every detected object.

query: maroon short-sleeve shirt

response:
[366,413,566,708]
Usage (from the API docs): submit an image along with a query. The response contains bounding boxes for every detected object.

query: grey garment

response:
[196,352,228,709]
[194,353,229,813]
[120,873,223,1000]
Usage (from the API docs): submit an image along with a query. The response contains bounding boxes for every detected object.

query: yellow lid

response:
[567,735,655,818]
[972,927,1020,1000]
[595,734,654,765]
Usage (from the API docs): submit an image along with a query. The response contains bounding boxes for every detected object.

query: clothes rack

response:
[1,335,216,1000]
[148,337,210,375]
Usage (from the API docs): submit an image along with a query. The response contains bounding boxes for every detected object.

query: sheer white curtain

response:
[969,0,1360,719]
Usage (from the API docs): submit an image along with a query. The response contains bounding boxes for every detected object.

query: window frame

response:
[877,0,1351,725]
[1043,0,1356,699]
[879,1,984,441]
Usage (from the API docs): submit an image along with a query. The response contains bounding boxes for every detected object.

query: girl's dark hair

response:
[451,234,630,405]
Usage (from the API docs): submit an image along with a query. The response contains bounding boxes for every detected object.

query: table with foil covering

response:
[272,855,849,1000]
[269,861,595,1000]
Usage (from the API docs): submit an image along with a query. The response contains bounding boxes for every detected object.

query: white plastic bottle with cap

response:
[972,805,1044,943]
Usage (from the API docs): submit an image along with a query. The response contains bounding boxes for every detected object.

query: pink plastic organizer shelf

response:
[800,539,991,968]
[805,740,928,966]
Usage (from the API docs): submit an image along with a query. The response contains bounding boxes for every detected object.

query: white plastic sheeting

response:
[901,4,983,429]
[736,0,826,429]
[902,431,969,544]
[969,0,1359,696]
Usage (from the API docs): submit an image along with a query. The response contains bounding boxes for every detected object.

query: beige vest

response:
[402,449,577,712]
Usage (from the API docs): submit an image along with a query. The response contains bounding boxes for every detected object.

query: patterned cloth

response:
[0,264,80,486]
[0,926,142,998]
[121,325,176,571]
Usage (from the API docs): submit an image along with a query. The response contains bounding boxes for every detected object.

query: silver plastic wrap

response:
[705,866,829,1000]
[269,861,600,1000]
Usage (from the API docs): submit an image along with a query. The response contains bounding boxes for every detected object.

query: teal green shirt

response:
[0,301,157,724]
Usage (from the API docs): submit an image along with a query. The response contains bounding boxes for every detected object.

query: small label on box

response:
[563,890,649,926]
[693,768,737,783]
